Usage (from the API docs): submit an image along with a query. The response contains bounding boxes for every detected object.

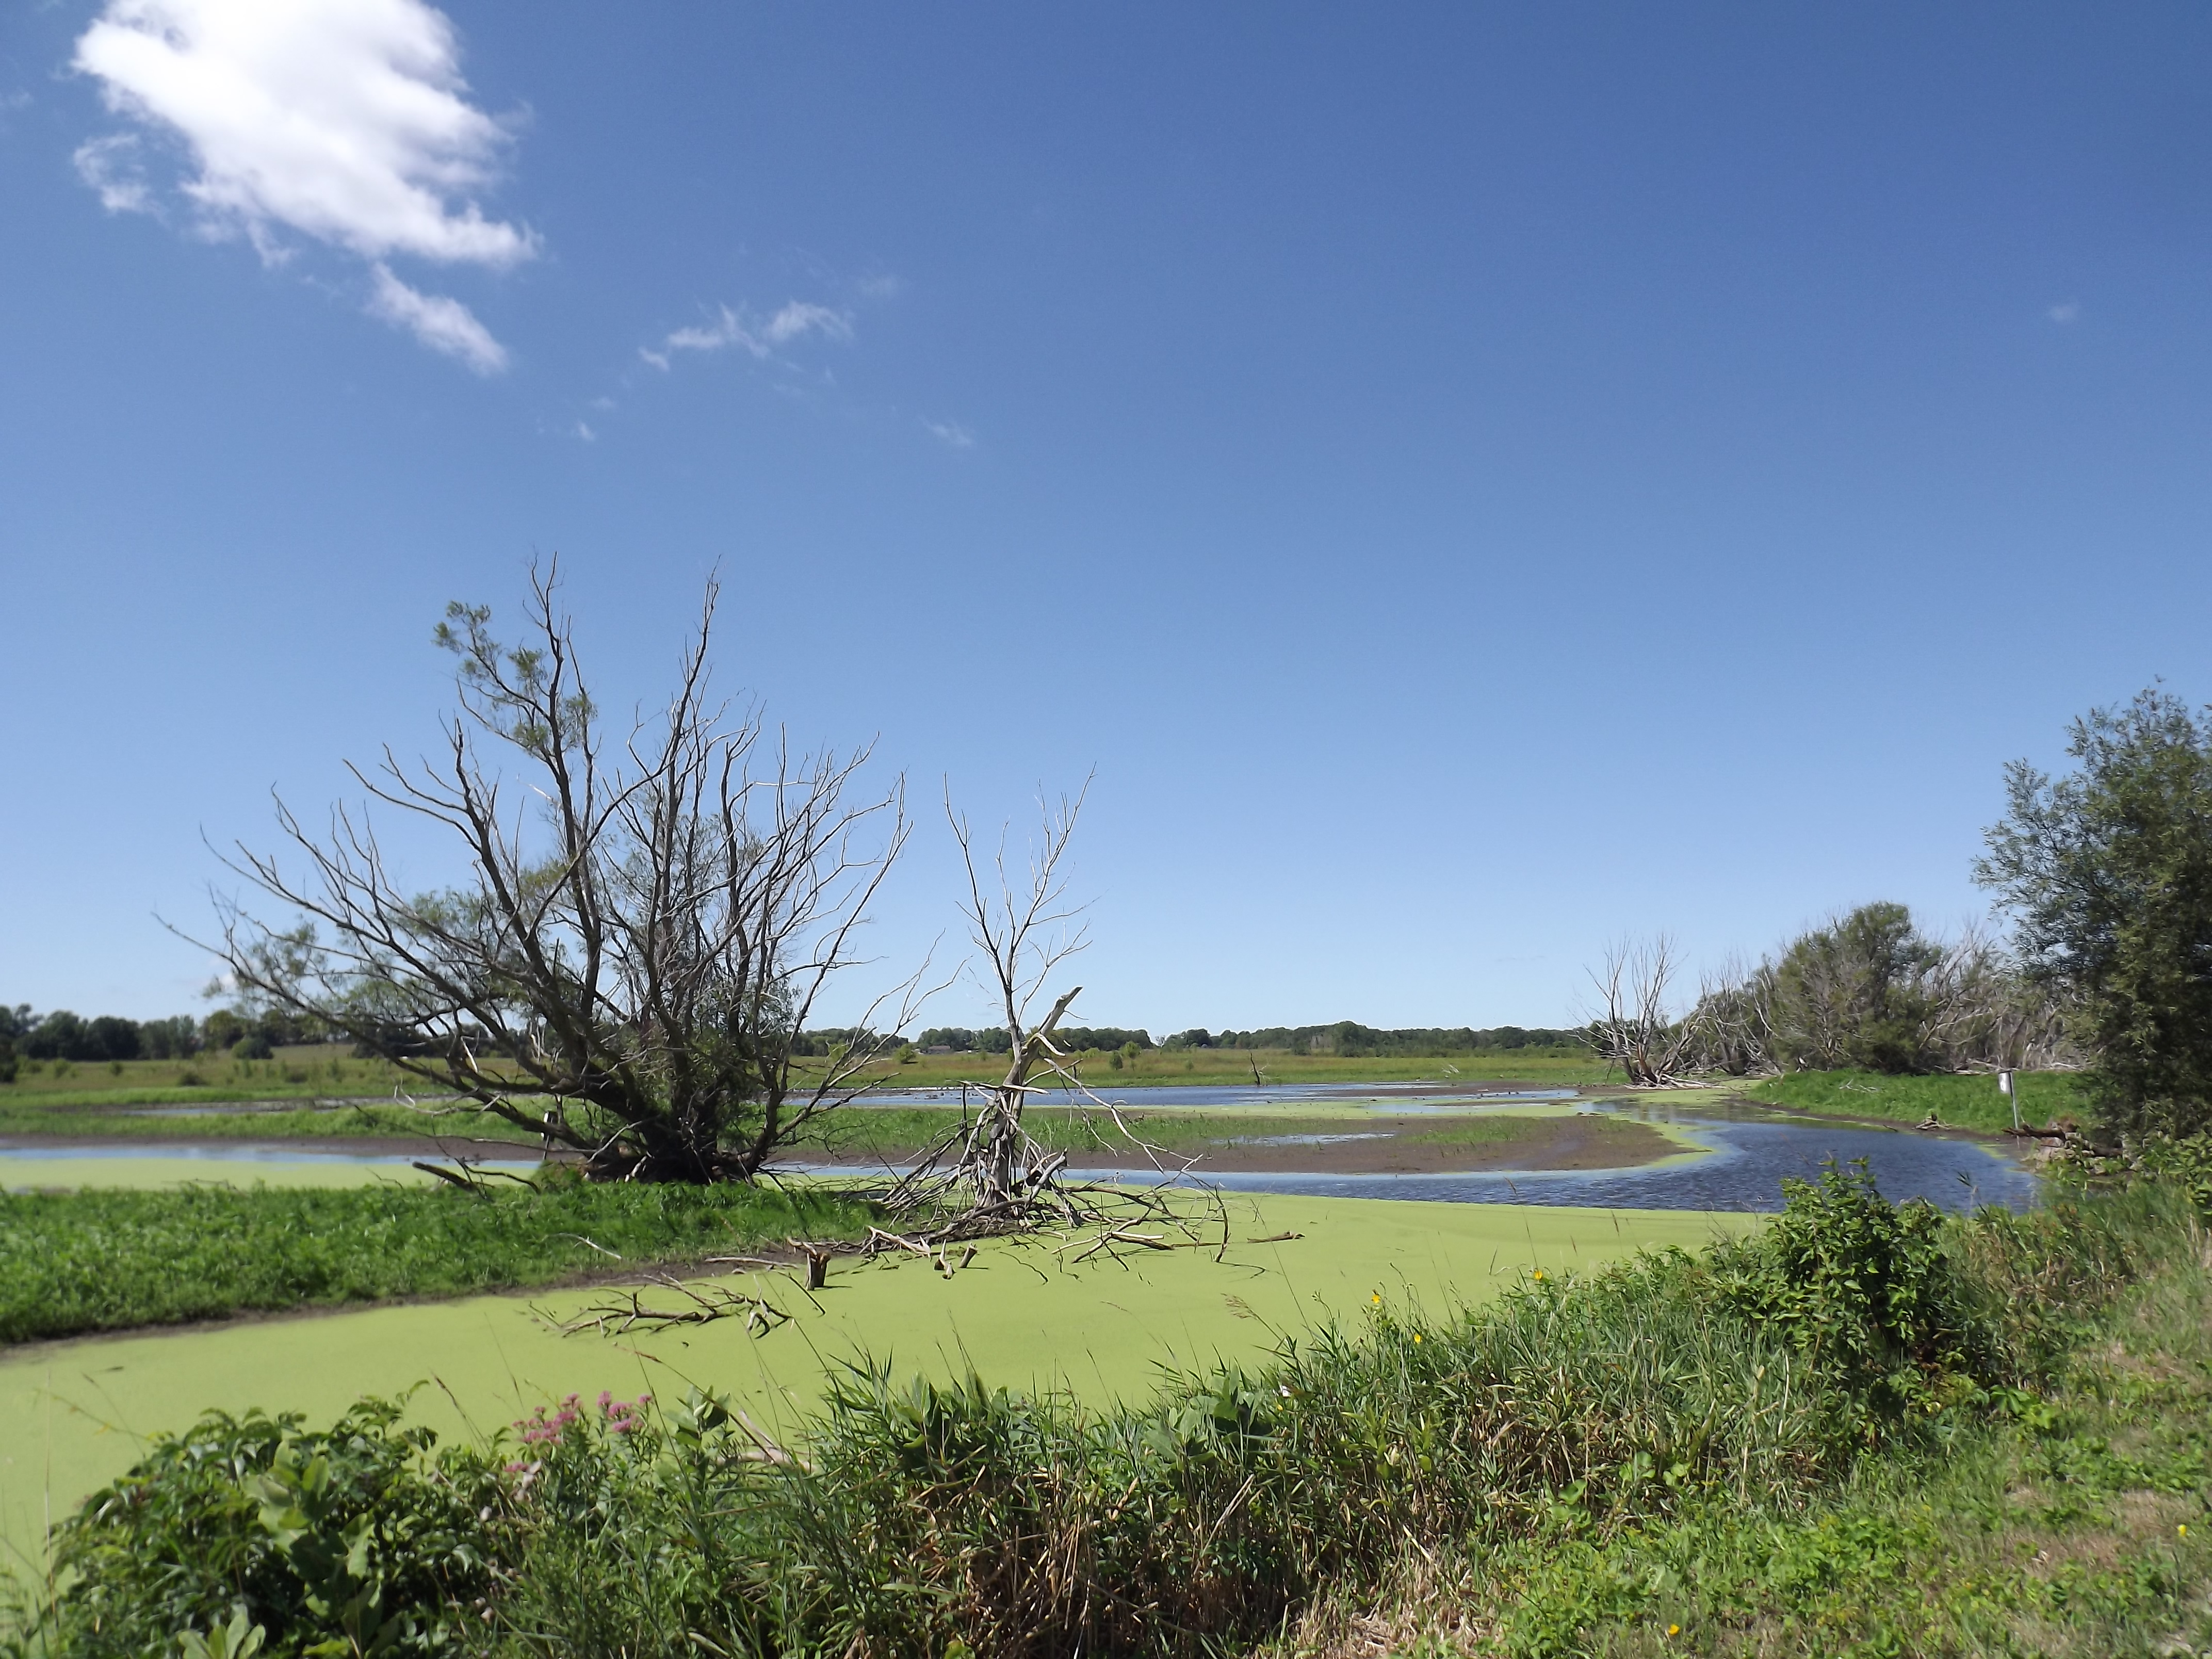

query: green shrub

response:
[1710,1160,2006,1418]
[35,1399,503,1658]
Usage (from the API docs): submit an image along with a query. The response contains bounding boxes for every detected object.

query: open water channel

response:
[9,1085,2040,1213]
[855,1082,2040,1212]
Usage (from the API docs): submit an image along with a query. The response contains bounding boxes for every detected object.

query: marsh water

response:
[12,1088,2040,1213]
[1159,1116,2034,1212]
[852,1082,1585,1109]
[1049,1094,2040,1214]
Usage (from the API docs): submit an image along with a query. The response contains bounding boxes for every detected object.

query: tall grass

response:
[1745,1067,2086,1132]
[0,1180,872,1344]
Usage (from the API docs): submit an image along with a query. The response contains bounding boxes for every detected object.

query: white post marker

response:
[1998,1068,2019,1132]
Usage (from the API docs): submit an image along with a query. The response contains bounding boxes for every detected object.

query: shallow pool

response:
[1058,1102,2037,1213]
[3,1098,2039,1212]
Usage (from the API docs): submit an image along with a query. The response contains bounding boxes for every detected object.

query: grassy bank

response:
[0,1100,543,1144]
[14,1163,2206,1657]
[1299,1189,2212,1655]
[0,1048,415,1105]
[0,1180,873,1346]
[1745,1067,2088,1133]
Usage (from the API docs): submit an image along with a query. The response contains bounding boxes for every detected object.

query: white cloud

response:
[924,418,975,450]
[2047,301,2080,323]
[765,300,851,345]
[73,133,153,213]
[367,262,505,372]
[73,0,530,367]
[641,300,853,369]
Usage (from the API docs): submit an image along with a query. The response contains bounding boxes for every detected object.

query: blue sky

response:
[3,2,2209,1034]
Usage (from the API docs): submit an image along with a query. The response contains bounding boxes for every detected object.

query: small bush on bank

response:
[1709,1160,2005,1418]
[39,1398,505,1658]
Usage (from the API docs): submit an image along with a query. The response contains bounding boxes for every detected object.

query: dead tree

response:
[869,781,1210,1249]
[1923,921,2081,1072]
[1583,935,1704,1086]
[194,561,923,1182]
[956,782,1089,1208]
[1685,953,1779,1077]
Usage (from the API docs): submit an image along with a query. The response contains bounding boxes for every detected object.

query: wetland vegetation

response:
[8,1159,2207,1657]
[1746,1068,2086,1134]
[0,1179,870,1346]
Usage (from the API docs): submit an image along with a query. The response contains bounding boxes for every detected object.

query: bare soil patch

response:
[805,1112,1675,1176]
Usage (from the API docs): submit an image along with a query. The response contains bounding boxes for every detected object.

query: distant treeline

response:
[1203,1021,1583,1056]
[903,1021,1580,1056]
[0,1004,318,1073]
[0,1003,1580,1080]
[913,1027,1158,1055]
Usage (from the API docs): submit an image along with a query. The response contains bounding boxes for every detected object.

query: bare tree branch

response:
[181,560,915,1182]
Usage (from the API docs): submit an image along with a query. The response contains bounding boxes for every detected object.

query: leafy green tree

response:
[24,1010,83,1061]
[1770,902,1942,1074]
[139,1015,202,1060]
[0,1003,28,1083]
[1978,687,2212,1137]
[85,1014,143,1062]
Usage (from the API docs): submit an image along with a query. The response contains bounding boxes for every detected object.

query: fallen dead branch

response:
[543,1274,794,1338]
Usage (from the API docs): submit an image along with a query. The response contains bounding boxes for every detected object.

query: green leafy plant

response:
[1711,1159,1999,1417]
[40,1399,502,1657]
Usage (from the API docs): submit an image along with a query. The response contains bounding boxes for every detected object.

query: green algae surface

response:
[0,1193,1749,1571]
[0,1154,480,1192]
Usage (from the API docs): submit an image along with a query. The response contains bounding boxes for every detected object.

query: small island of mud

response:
[802,1109,1678,1177]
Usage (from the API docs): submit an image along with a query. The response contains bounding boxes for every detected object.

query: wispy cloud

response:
[640,301,853,369]
[72,0,531,367]
[2047,301,2080,323]
[73,132,152,213]
[924,418,975,450]
[367,263,505,373]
